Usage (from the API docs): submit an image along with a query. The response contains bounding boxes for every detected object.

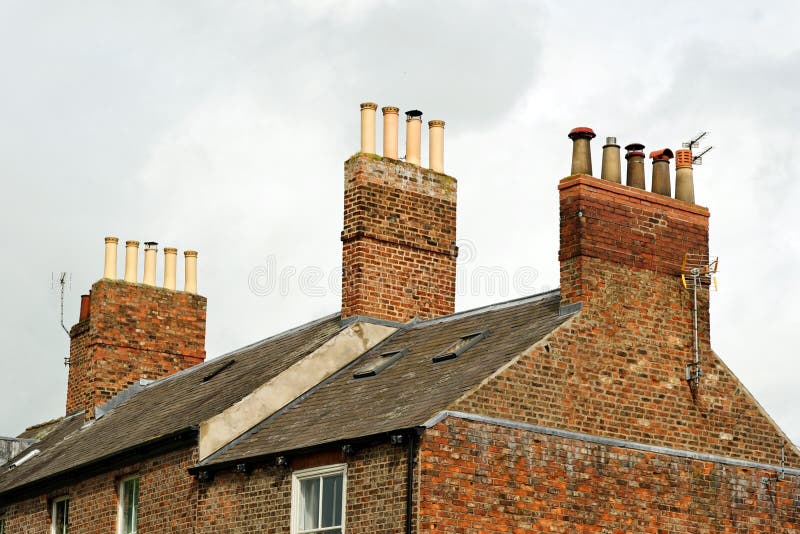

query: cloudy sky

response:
[1,1,798,448]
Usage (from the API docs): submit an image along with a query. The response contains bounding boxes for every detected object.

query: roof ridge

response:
[407,289,561,329]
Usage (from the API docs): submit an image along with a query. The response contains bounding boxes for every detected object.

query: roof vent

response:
[8,448,41,469]
[432,331,487,363]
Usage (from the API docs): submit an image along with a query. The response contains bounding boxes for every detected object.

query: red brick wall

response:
[453,173,798,467]
[196,442,413,533]
[0,447,198,533]
[558,174,709,307]
[341,153,457,322]
[66,279,206,417]
[419,416,800,533]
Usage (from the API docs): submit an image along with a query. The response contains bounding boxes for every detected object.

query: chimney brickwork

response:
[341,153,457,322]
[66,279,206,418]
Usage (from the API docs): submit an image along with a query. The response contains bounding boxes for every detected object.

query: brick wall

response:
[0,447,197,533]
[66,279,207,417]
[196,442,413,533]
[341,153,457,322]
[419,416,800,533]
[453,173,798,467]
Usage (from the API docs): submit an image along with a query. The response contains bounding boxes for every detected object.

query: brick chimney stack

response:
[559,126,711,355]
[66,237,207,419]
[341,102,457,323]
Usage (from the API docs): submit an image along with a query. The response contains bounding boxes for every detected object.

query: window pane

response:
[121,478,139,534]
[54,499,69,534]
[299,478,320,530]
[321,474,343,527]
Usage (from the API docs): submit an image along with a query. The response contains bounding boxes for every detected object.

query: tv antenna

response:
[682,132,713,165]
[51,272,72,337]
[680,253,719,394]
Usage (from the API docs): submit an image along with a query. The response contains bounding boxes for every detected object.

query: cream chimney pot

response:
[428,120,445,173]
[600,137,621,183]
[103,237,118,279]
[143,242,158,286]
[124,241,140,283]
[405,110,423,166]
[163,248,177,290]
[382,106,399,159]
[184,250,198,294]
[360,102,378,154]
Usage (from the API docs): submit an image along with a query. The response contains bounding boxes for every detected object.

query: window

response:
[291,464,346,534]
[51,496,69,534]
[117,476,139,534]
[432,331,487,363]
[0,516,5,534]
[353,349,407,378]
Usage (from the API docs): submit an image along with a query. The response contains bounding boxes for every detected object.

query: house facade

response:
[1,104,799,533]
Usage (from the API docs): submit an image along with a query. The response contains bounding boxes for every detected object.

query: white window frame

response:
[290,463,347,534]
[51,496,69,534]
[117,475,139,534]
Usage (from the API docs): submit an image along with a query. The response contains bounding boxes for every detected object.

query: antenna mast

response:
[51,272,72,336]
[683,131,714,165]
[680,254,718,395]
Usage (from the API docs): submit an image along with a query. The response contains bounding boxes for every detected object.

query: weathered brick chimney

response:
[66,237,206,419]
[559,127,711,369]
[341,102,457,322]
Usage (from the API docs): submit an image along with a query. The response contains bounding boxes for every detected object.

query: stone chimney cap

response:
[360,102,378,110]
[625,142,645,152]
[649,148,674,161]
[568,127,596,140]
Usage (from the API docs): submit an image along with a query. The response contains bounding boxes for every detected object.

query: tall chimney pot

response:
[624,143,646,190]
[124,241,140,283]
[79,294,91,322]
[382,106,399,159]
[143,241,158,286]
[600,136,621,183]
[103,237,118,279]
[405,110,423,166]
[163,247,178,290]
[650,148,674,197]
[428,120,445,173]
[360,102,377,154]
[568,127,596,175]
[675,149,695,203]
[184,250,198,294]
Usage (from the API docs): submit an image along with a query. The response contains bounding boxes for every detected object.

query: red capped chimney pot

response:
[568,126,596,176]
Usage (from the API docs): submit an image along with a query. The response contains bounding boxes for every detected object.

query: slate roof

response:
[202,290,571,466]
[0,290,574,496]
[0,312,343,496]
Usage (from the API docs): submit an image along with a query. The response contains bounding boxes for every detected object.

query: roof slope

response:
[0,313,343,495]
[203,291,571,466]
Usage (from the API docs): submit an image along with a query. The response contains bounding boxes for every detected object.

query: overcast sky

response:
[1,1,798,449]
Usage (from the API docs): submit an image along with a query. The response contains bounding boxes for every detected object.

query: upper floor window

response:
[51,496,69,534]
[117,476,139,534]
[291,464,346,534]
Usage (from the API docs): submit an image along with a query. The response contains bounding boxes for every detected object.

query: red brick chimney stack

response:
[341,102,457,323]
[66,237,207,419]
[559,126,710,347]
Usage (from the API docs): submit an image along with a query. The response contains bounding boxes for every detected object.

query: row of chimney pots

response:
[569,127,697,204]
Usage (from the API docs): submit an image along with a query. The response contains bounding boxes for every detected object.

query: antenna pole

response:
[59,273,69,336]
